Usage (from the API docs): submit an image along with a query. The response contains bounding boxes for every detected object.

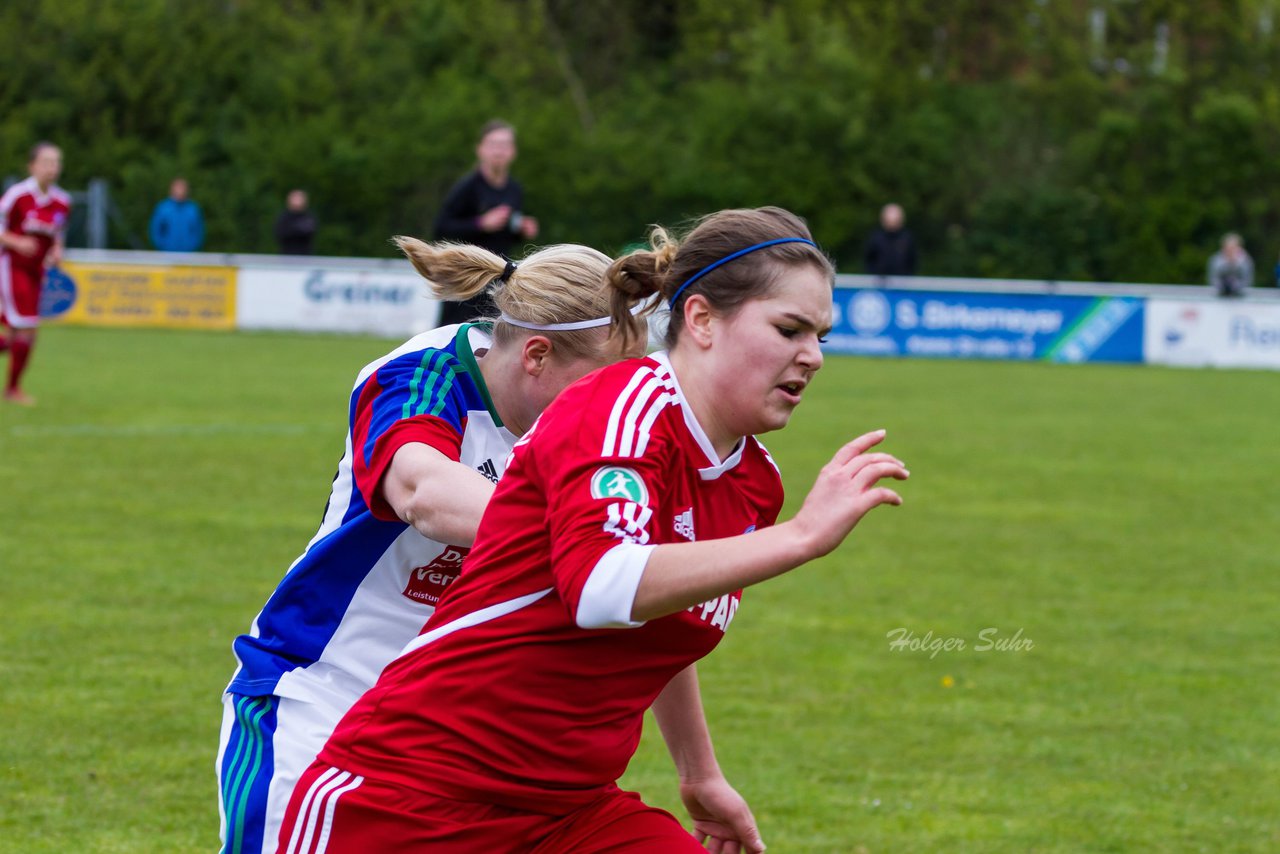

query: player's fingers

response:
[720,811,764,854]
[852,461,910,491]
[837,452,904,476]
[830,429,886,466]
[863,486,904,508]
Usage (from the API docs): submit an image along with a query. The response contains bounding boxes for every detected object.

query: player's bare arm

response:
[652,665,766,854]
[0,231,39,257]
[632,430,908,623]
[382,442,496,546]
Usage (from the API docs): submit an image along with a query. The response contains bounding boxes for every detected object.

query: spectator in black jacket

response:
[863,203,917,278]
[274,189,318,255]
[433,120,540,324]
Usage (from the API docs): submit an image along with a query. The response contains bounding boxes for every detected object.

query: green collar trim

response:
[453,322,504,428]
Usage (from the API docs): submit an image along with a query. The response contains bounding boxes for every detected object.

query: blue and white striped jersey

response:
[227,323,517,703]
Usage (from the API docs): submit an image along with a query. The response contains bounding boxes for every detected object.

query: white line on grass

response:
[7,423,331,438]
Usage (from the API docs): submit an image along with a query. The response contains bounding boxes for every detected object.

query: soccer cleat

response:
[3,388,36,406]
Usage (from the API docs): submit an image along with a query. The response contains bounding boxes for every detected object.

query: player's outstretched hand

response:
[681,776,766,854]
[790,429,908,560]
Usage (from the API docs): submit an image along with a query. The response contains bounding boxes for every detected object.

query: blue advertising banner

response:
[825,288,1145,363]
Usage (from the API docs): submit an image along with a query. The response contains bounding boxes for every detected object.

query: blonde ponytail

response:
[395,236,647,360]
[393,237,505,301]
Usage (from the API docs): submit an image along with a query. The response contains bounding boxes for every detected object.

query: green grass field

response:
[2,325,1277,853]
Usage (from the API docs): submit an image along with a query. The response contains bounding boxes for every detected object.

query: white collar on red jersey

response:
[14,175,62,205]
[649,350,746,481]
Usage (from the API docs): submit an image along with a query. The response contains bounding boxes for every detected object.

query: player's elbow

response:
[400,487,454,542]
[574,543,654,629]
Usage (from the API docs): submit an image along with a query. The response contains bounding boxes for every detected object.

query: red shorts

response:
[0,256,41,328]
[278,761,706,854]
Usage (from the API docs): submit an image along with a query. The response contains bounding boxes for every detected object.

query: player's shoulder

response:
[744,435,783,481]
[352,325,478,391]
[736,435,786,515]
[0,178,34,207]
[553,355,674,420]
[538,355,678,457]
[48,185,71,206]
[392,324,474,364]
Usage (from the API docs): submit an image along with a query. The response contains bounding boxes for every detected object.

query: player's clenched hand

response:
[680,776,766,854]
[790,429,908,559]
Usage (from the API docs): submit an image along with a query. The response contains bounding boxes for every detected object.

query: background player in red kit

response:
[0,142,70,405]
[277,207,910,853]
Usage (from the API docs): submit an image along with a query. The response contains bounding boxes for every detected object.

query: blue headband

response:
[668,237,818,309]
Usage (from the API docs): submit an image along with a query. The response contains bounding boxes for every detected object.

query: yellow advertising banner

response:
[55,262,237,330]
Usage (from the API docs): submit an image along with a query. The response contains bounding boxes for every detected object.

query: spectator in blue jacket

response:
[149,177,205,252]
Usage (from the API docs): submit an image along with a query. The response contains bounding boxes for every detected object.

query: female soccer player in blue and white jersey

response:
[216,237,648,854]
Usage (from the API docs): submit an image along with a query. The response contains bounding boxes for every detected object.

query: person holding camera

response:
[433,119,540,325]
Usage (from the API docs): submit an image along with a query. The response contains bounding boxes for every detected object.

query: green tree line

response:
[2,0,1277,284]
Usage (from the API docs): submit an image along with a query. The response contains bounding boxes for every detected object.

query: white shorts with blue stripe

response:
[216,690,351,854]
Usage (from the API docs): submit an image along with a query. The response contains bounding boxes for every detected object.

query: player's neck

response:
[667,348,741,461]
[474,345,527,436]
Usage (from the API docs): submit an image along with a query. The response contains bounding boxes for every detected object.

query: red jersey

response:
[0,176,71,272]
[321,351,785,814]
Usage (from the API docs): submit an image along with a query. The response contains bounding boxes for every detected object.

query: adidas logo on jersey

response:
[673,507,695,541]
[476,459,499,484]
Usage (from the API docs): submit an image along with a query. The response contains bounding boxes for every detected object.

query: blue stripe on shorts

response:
[220,694,279,854]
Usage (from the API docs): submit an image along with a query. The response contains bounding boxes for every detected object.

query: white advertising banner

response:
[1145,298,1280,369]
[237,266,440,335]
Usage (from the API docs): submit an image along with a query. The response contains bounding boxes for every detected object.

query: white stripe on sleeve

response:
[601,367,650,456]
[576,542,655,629]
[617,375,663,457]
[632,392,674,457]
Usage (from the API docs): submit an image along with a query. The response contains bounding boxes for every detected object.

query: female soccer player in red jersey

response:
[277,207,909,854]
[218,238,648,854]
[0,142,70,405]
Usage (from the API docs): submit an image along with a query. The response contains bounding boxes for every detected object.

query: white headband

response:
[498,300,649,332]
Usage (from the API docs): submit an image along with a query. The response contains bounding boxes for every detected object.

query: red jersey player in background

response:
[277,207,910,854]
[0,142,70,405]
